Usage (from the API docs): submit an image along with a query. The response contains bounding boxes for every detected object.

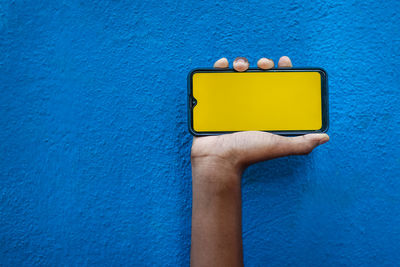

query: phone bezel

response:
[187,68,329,136]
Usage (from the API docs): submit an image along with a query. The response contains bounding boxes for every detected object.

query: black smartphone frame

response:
[187,68,329,136]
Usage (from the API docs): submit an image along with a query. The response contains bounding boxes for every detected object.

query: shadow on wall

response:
[243,155,311,184]
[241,155,313,224]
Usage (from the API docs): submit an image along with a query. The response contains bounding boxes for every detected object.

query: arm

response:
[190,57,330,267]
[191,155,243,267]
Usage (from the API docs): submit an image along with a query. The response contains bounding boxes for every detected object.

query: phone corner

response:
[320,123,329,133]
[187,68,203,80]
[316,67,328,79]
[188,125,199,136]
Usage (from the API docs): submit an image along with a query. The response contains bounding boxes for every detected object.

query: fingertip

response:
[213,58,229,69]
[287,133,329,155]
[318,134,330,145]
[278,56,292,68]
[304,133,330,145]
[233,57,249,72]
[257,58,274,69]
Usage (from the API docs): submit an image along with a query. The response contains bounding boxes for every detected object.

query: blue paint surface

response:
[1,1,399,266]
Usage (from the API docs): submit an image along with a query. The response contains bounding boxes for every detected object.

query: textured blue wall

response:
[1,1,399,266]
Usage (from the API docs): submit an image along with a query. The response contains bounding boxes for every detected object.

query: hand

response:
[190,56,329,267]
[191,56,330,174]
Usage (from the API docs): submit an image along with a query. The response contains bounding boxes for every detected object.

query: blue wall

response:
[1,1,399,266]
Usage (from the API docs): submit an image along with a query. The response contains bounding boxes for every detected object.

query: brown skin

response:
[190,56,330,267]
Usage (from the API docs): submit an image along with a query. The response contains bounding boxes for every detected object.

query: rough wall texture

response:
[1,0,399,266]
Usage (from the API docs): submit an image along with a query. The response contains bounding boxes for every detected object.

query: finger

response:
[213,58,229,69]
[234,132,329,166]
[278,56,292,68]
[257,58,274,69]
[282,133,329,155]
[233,57,249,72]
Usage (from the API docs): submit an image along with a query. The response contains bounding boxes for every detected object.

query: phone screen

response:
[190,69,327,134]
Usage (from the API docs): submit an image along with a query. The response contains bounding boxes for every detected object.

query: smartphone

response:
[188,68,328,136]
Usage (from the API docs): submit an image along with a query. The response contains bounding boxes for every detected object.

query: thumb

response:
[236,132,330,166]
[281,133,330,156]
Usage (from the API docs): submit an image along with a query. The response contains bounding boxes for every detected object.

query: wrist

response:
[191,154,242,174]
[191,155,242,194]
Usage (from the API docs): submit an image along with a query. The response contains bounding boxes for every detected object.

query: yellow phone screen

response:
[191,70,325,133]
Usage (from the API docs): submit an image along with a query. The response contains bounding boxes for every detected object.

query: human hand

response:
[190,56,329,267]
[191,56,330,174]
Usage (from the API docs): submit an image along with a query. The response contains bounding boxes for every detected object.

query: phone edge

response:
[187,68,329,136]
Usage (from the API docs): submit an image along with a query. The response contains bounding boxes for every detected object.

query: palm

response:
[192,131,328,168]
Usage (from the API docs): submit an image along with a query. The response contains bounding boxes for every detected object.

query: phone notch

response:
[191,97,197,108]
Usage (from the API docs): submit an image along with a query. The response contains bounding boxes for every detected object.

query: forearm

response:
[190,156,243,267]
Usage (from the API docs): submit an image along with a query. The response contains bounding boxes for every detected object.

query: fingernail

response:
[258,58,274,69]
[234,57,248,65]
[233,57,249,72]
[259,58,272,64]
[319,136,329,145]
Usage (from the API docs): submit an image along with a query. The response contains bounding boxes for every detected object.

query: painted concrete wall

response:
[1,1,399,266]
